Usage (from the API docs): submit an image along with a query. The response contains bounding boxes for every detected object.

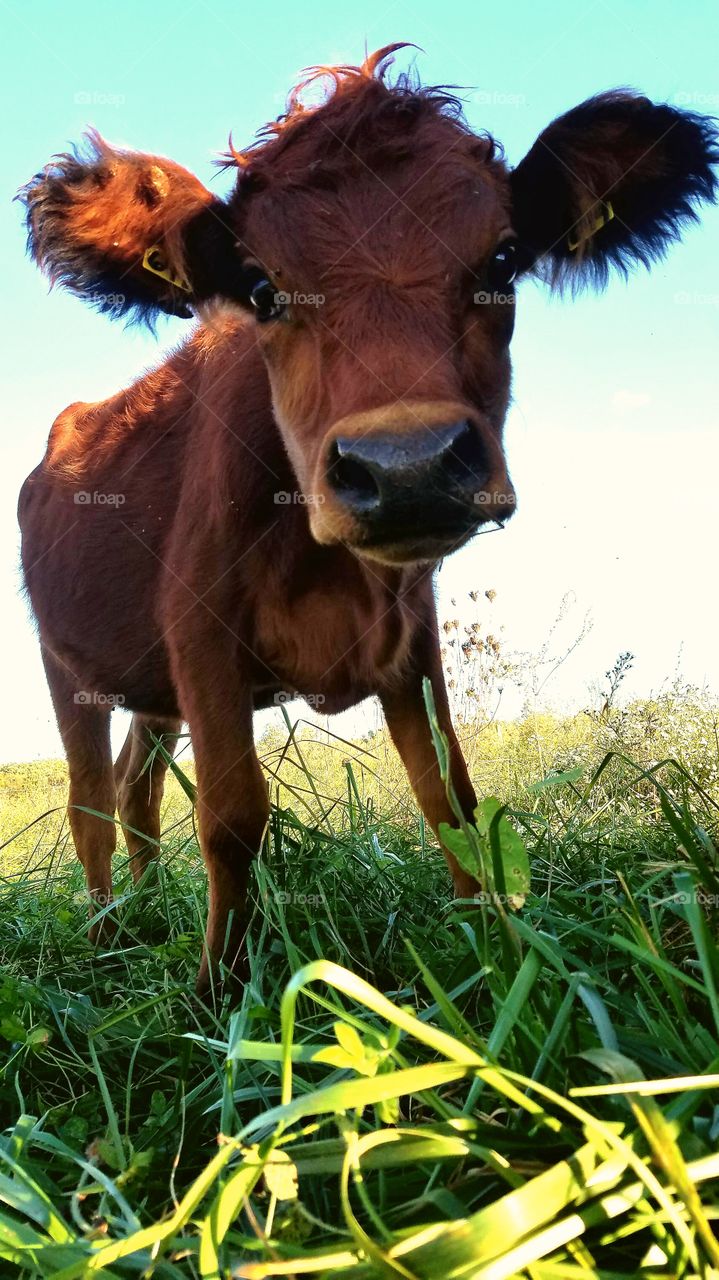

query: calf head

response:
[21,45,717,564]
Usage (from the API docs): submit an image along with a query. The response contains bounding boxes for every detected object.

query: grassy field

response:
[1,693,719,1277]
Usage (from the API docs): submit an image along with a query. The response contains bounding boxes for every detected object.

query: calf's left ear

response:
[511,91,718,288]
[18,130,243,326]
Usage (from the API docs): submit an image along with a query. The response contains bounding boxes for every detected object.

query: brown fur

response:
[17,47,717,994]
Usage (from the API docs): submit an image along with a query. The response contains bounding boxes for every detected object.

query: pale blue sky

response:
[1,0,718,760]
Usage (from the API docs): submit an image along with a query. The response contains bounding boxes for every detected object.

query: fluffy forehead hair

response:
[224,44,502,196]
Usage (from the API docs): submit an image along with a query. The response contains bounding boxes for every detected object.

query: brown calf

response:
[17,47,717,994]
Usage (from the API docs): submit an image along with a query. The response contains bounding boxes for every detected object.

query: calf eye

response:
[249,277,286,322]
[487,239,517,291]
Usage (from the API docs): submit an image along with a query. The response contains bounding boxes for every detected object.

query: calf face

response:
[236,111,516,565]
[21,46,717,564]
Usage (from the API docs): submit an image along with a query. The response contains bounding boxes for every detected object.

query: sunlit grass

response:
[1,719,719,1277]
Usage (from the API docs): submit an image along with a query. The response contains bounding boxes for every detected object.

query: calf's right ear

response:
[510,92,718,290]
[18,130,245,325]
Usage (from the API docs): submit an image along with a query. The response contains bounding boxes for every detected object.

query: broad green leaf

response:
[440,799,530,908]
[438,822,480,880]
[474,798,531,908]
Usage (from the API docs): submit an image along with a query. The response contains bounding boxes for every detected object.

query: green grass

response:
[1,726,719,1276]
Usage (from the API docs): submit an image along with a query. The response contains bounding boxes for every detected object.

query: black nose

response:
[326,419,487,537]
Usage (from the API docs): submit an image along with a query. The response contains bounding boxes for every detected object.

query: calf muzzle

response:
[313,408,514,562]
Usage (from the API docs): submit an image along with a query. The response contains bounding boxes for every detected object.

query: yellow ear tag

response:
[142,245,191,293]
[567,200,615,252]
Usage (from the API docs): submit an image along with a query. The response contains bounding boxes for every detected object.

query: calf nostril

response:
[327,441,381,509]
[442,420,487,487]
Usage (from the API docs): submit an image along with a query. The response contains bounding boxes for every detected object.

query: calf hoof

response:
[88,911,118,945]
[452,873,484,903]
[195,952,247,1008]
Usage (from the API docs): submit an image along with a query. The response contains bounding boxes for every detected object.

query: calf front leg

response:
[381,627,480,901]
[170,635,268,998]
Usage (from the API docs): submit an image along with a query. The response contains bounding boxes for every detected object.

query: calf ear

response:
[511,92,718,289]
[18,130,241,325]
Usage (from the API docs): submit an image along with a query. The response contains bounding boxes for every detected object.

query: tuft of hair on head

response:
[217,42,479,179]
